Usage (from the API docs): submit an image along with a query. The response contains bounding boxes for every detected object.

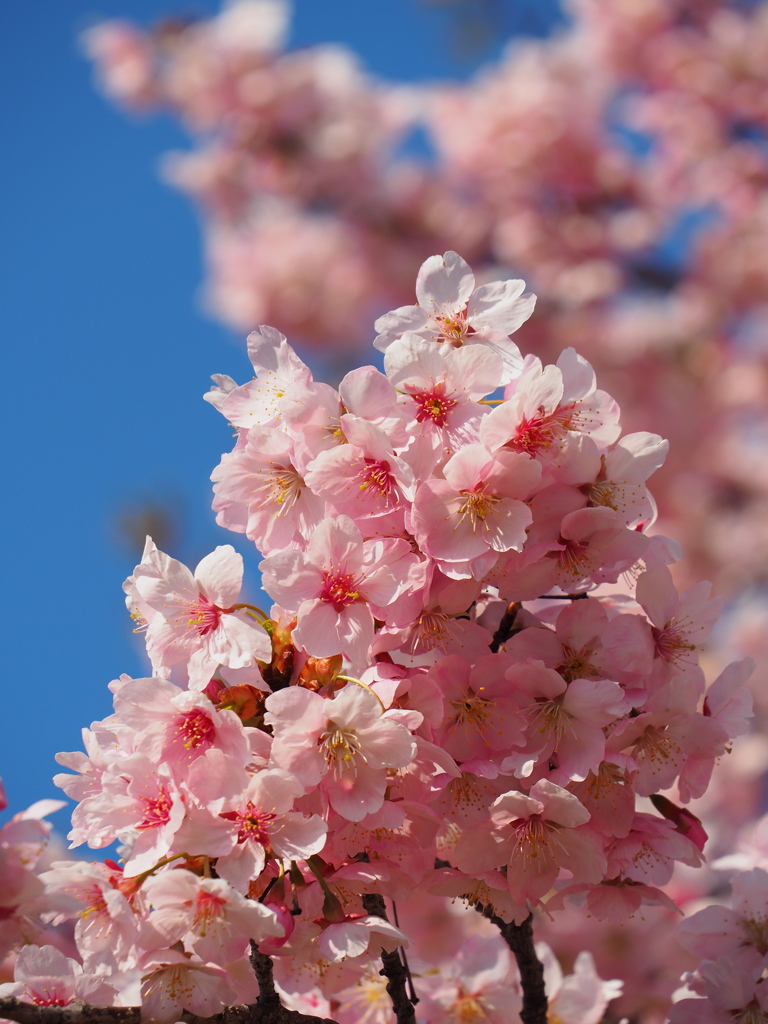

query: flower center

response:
[512,815,561,871]
[29,990,70,1007]
[357,458,397,502]
[509,407,573,456]
[652,622,697,663]
[409,382,459,427]
[456,487,502,531]
[586,762,626,801]
[553,539,591,581]
[528,698,569,743]
[557,643,599,682]
[137,788,172,830]
[742,914,768,956]
[173,707,216,751]
[450,993,487,1023]
[319,725,364,779]
[631,725,681,768]
[589,480,619,511]
[407,611,449,654]
[432,308,474,345]
[266,464,304,512]
[450,692,492,729]
[193,890,227,935]
[320,569,362,611]
[734,1009,768,1024]
[187,595,222,637]
[221,802,277,845]
[80,886,110,922]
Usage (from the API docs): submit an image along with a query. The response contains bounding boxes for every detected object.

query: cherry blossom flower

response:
[479,349,621,463]
[141,871,283,962]
[260,516,411,666]
[265,684,418,821]
[139,949,236,1024]
[211,426,325,552]
[303,416,415,527]
[453,778,606,905]
[212,325,312,429]
[502,660,629,783]
[636,565,724,684]
[127,538,272,687]
[538,943,623,1024]
[425,653,526,763]
[374,250,535,382]
[109,675,251,776]
[38,860,139,971]
[207,767,328,892]
[0,944,116,1007]
[418,934,522,1024]
[384,336,505,476]
[678,867,768,965]
[411,444,540,579]
[315,914,408,962]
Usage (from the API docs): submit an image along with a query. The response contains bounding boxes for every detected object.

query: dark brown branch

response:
[478,909,548,1024]
[0,996,339,1024]
[489,601,520,653]
[0,1003,143,1024]
[249,942,279,1012]
[362,893,417,1024]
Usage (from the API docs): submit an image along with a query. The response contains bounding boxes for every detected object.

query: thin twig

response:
[362,893,417,1024]
[477,908,548,1024]
[489,601,520,652]
[391,902,419,1006]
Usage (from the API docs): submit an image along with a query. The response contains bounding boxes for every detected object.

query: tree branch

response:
[479,909,548,1024]
[489,601,520,653]
[248,942,280,1013]
[0,996,339,1024]
[361,893,417,1024]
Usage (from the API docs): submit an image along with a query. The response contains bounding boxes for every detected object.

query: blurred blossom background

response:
[6,1,768,1017]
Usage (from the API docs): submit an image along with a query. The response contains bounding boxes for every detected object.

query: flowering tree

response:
[0,252,757,1023]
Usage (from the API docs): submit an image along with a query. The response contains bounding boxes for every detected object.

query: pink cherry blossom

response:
[265,684,418,821]
[418,934,522,1024]
[453,778,606,905]
[213,325,313,429]
[636,564,725,686]
[374,250,534,382]
[411,444,540,578]
[141,870,283,962]
[139,949,236,1024]
[127,538,272,687]
[384,335,505,476]
[0,944,116,1007]
[538,943,623,1024]
[260,516,410,666]
[211,425,325,552]
[211,768,328,892]
[479,349,621,463]
[38,860,139,971]
[303,416,415,527]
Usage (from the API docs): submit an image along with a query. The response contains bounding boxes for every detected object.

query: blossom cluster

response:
[0,251,752,1022]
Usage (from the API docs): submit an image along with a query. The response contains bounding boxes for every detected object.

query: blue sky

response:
[0,0,561,838]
